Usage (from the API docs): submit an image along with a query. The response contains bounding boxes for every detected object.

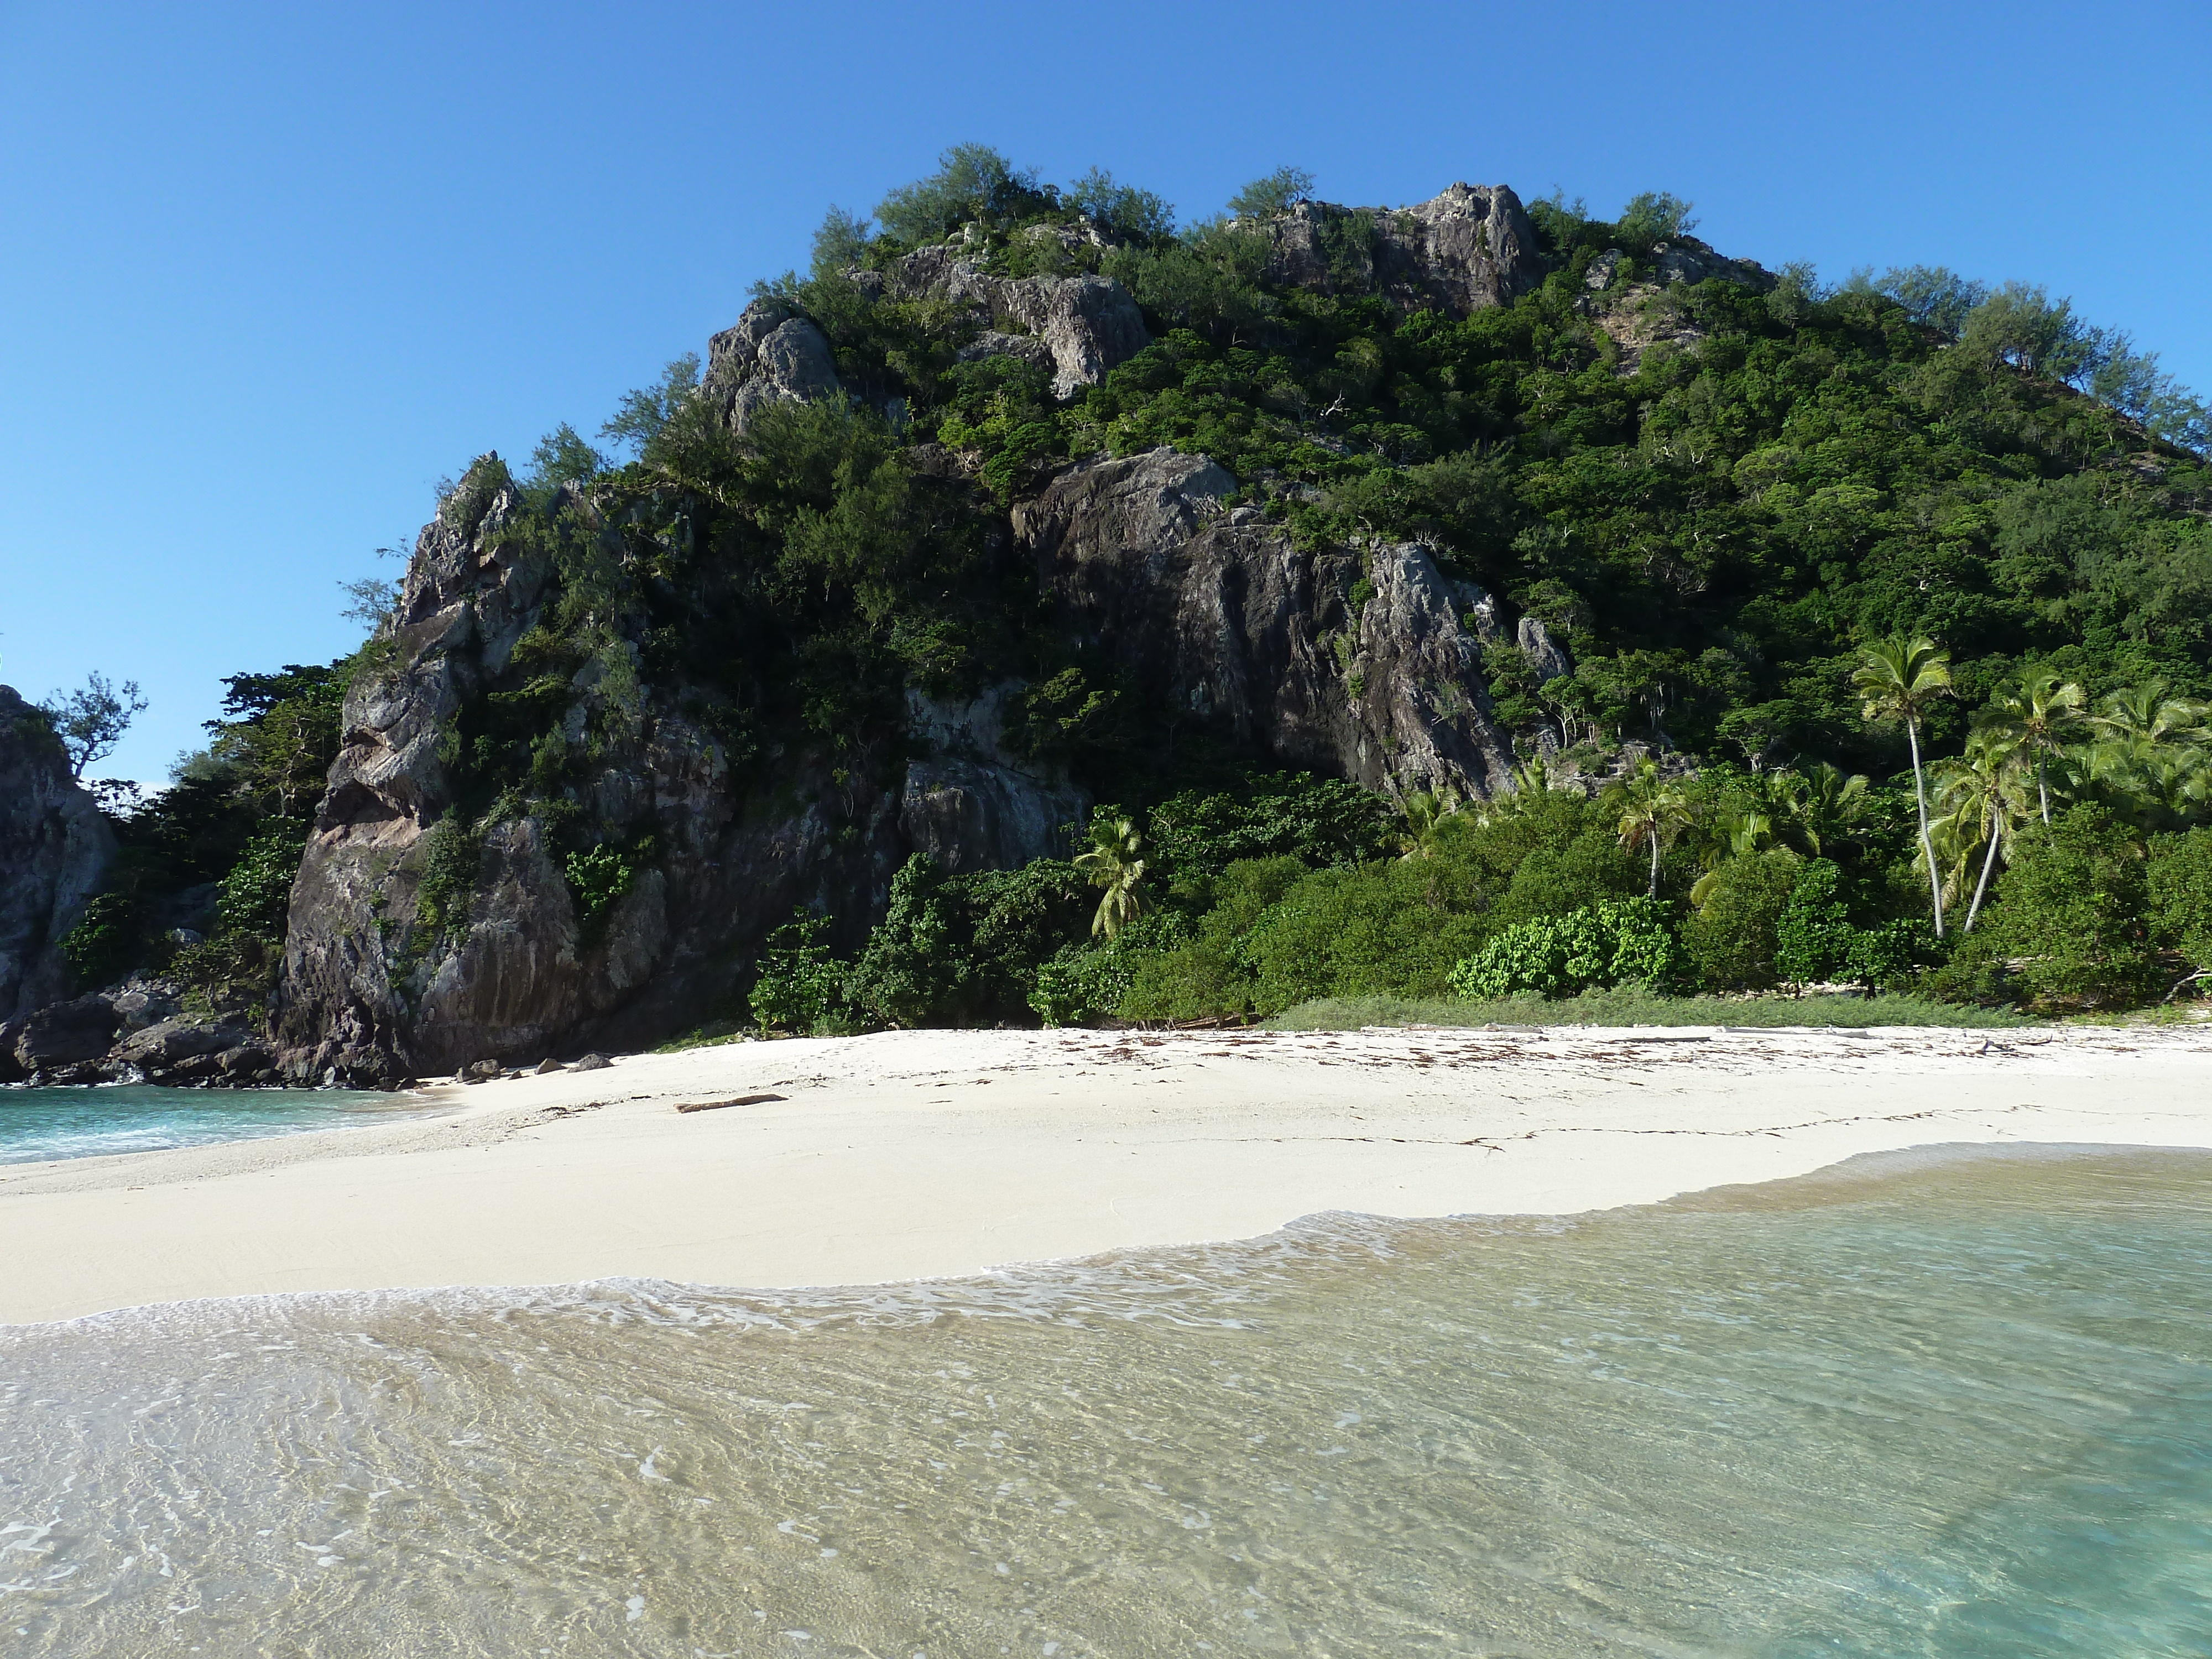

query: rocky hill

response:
[16,156,2209,1077]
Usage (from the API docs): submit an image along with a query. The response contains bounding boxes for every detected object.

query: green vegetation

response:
[1265,989,2035,1031]
[56,660,349,1011]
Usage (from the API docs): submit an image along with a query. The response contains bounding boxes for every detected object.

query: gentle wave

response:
[3,1143,2208,1658]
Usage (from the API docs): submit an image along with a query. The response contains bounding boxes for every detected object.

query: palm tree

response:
[1770,761,1870,856]
[1983,668,2084,826]
[1615,760,1691,897]
[2084,681,2209,833]
[1934,729,2028,932]
[1853,634,1954,936]
[1073,814,1148,938]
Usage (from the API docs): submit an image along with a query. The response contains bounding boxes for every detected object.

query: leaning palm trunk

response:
[1648,833,1661,898]
[1963,808,2004,932]
[1907,717,1944,937]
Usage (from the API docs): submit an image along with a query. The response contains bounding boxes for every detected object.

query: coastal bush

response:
[846,855,1091,1027]
[1683,849,1801,991]
[1447,897,1683,1000]
[58,892,142,988]
[1268,988,2035,1031]
[2147,830,2212,971]
[747,911,853,1036]
[1775,859,1855,987]
[1941,806,2159,1009]
[215,818,311,939]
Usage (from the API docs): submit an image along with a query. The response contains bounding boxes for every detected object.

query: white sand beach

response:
[3,1022,2210,1326]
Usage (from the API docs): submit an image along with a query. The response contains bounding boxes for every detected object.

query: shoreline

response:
[3,1023,2209,1327]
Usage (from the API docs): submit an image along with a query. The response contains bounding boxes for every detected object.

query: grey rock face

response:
[1016,450,1516,802]
[6,993,119,1074]
[872,251,1149,398]
[706,298,842,433]
[900,685,1088,875]
[1254,183,1546,317]
[273,468,904,1086]
[1517,617,1572,684]
[0,686,116,1020]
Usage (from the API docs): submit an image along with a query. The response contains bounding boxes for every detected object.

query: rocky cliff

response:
[0,687,113,1021]
[270,479,914,1084]
[1016,449,1516,802]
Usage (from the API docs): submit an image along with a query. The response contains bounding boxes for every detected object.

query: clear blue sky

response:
[4,0,2206,785]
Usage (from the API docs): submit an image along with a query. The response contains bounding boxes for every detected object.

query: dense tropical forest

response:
[44,147,2212,1034]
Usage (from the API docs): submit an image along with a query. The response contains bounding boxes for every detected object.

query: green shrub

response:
[58,892,142,988]
[2147,830,2212,971]
[747,911,852,1036]
[414,812,486,940]
[564,836,657,938]
[215,818,310,939]
[846,855,1090,1027]
[1945,806,2157,1009]
[1776,858,1854,986]
[1683,849,1801,990]
[1848,918,1943,991]
[1029,912,1190,1027]
[1447,896,1683,999]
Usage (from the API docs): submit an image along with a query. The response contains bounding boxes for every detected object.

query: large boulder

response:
[6,992,121,1077]
[0,687,115,1020]
[706,297,843,433]
[1015,449,1516,802]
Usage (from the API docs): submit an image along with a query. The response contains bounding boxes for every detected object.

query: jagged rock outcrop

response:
[900,685,1088,874]
[1253,183,1546,316]
[0,975,281,1086]
[272,468,921,1084]
[1015,448,1516,802]
[705,297,843,432]
[858,247,1150,399]
[0,686,114,1021]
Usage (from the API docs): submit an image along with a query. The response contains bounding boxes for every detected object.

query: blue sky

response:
[3,0,2207,784]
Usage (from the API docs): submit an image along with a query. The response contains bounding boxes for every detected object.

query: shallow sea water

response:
[0,1085,407,1165]
[2,1143,2207,1657]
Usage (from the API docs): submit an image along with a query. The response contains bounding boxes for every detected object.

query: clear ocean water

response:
[0,1084,408,1166]
[1,1142,2206,1656]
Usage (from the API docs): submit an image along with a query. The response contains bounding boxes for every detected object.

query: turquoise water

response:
[0,1084,414,1165]
[0,1144,2206,1655]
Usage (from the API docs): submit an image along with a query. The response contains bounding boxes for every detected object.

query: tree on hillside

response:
[39,671,147,779]
[1853,635,1953,936]
[1225,167,1314,221]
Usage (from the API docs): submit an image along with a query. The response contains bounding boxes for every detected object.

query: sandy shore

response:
[3,1022,2210,1325]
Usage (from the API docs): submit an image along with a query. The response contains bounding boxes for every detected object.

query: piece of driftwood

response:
[675,1092,787,1115]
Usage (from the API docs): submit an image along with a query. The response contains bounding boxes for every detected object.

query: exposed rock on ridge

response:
[858,247,1150,398]
[0,686,114,1021]
[1253,183,1546,315]
[706,297,843,433]
[1016,449,1517,802]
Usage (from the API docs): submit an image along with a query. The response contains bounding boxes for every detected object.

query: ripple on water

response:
[1,1142,2208,1657]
